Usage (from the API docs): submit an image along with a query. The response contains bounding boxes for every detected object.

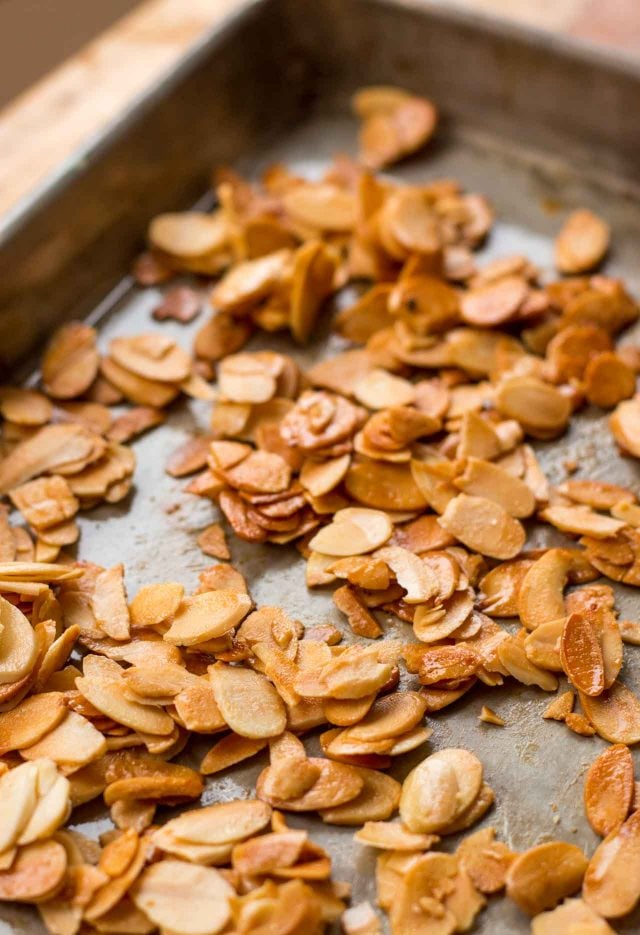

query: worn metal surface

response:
[2,1,640,932]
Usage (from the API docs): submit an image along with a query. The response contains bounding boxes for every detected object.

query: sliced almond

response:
[20,711,107,769]
[561,612,605,696]
[353,369,415,410]
[131,859,233,935]
[555,209,610,274]
[257,757,364,811]
[164,590,252,645]
[309,508,393,557]
[355,820,438,852]
[505,841,588,915]
[129,582,184,629]
[0,596,38,684]
[209,663,286,738]
[583,809,640,919]
[531,899,614,934]
[495,376,571,438]
[92,565,130,642]
[438,493,525,561]
[454,457,536,518]
[457,827,515,894]
[579,681,640,745]
[300,454,351,498]
[584,743,634,837]
[76,676,174,736]
[42,322,99,399]
[0,839,67,903]
[320,767,401,825]
[0,693,66,754]
[399,753,459,834]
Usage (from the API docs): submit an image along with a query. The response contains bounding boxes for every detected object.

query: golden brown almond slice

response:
[257,757,364,811]
[333,284,395,343]
[76,676,174,736]
[83,835,147,920]
[129,581,184,629]
[430,749,483,820]
[0,388,52,427]
[99,828,139,878]
[358,95,438,170]
[0,761,39,854]
[91,564,130,641]
[610,396,640,458]
[333,584,383,639]
[353,370,415,411]
[161,799,271,847]
[283,183,356,232]
[289,239,338,344]
[579,681,640,744]
[559,479,635,510]
[523,618,564,671]
[498,635,559,691]
[454,458,536,518]
[478,559,535,617]
[324,694,376,727]
[461,275,528,327]
[555,209,610,274]
[231,828,307,875]
[584,743,634,837]
[355,820,439,851]
[0,596,38,684]
[0,692,66,755]
[560,612,605,696]
[212,250,292,316]
[541,505,625,540]
[42,322,99,399]
[107,405,165,443]
[309,508,393,557]
[319,767,401,825]
[495,376,571,438]
[209,663,286,739]
[531,898,614,934]
[342,692,427,744]
[196,523,230,560]
[389,851,458,935]
[443,783,495,835]
[413,589,474,644]
[457,827,515,894]
[543,690,575,721]
[345,461,428,511]
[0,839,67,903]
[416,644,479,686]
[131,859,233,935]
[0,423,102,495]
[20,710,106,769]
[518,549,594,631]
[110,334,191,384]
[374,546,439,603]
[583,809,640,919]
[300,454,351,498]
[100,356,179,408]
[399,754,459,834]
[584,352,636,409]
[438,493,525,561]
[164,590,252,645]
[505,841,588,916]
[148,211,227,257]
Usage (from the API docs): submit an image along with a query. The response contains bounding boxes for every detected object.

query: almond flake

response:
[506,841,588,916]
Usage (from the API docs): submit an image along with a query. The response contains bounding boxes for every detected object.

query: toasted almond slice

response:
[341,901,381,935]
[579,681,640,744]
[0,692,66,754]
[129,582,184,629]
[478,706,505,726]
[149,211,227,257]
[42,322,99,399]
[0,839,67,903]
[561,612,605,696]
[0,761,39,853]
[20,710,107,769]
[353,370,415,410]
[164,590,252,645]
[444,783,495,835]
[131,859,233,935]
[289,239,338,344]
[531,898,615,934]
[0,388,52,427]
[209,663,286,739]
[83,836,147,920]
[399,754,459,834]
[610,396,640,458]
[495,376,571,438]
[505,841,588,916]
[555,209,610,274]
[309,508,393,557]
[110,334,191,384]
[584,743,634,837]
[320,767,401,825]
[300,454,351,498]
[76,676,174,736]
[231,828,307,876]
[91,564,130,642]
[454,458,536,518]
[584,352,636,409]
[374,546,439,603]
[524,618,564,671]
[583,810,640,918]
[343,692,427,743]
[457,827,515,894]
[212,250,292,315]
[257,757,364,811]
[345,461,428,511]
[438,494,525,561]
[100,356,178,408]
[284,182,356,231]
[413,589,474,643]
[541,505,625,540]
[152,825,232,865]
[461,275,528,327]
[430,749,483,820]
[19,771,70,846]
[389,851,458,935]
[479,559,535,617]
[162,799,271,847]
[0,596,38,684]
[359,96,438,170]
[543,690,575,721]
[619,619,640,644]
[355,820,438,851]
[518,549,593,631]
[498,635,559,691]
[611,501,640,528]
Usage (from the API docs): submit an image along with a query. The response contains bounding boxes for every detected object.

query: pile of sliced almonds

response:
[1,84,640,933]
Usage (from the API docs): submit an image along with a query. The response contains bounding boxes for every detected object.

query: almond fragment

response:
[555,209,610,274]
[0,692,66,755]
[92,564,130,641]
[129,581,184,629]
[505,841,588,915]
[457,827,514,894]
[478,706,504,726]
[354,821,438,851]
[438,493,525,561]
[610,396,640,457]
[333,585,383,639]
[149,211,227,257]
[584,743,634,837]
[197,523,230,560]
[257,757,364,812]
[320,767,401,825]
[565,712,596,736]
[0,596,38,684]
[499,634,559,692]
[543,691,575,721]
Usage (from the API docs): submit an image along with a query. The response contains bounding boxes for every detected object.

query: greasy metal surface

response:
[2,2,640,933]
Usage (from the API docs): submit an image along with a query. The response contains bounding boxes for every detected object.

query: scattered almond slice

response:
[506,841,588,916]
[579,681,640,744]
[164,590,252,645]
[309,508,393,557]
[209,663,286,738]
[584,743,634,837]
[555,209,610,274]
[438,493,525,561]
[532,899,615,934]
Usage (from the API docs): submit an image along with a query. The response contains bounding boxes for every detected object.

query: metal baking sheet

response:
[2,2,640,932]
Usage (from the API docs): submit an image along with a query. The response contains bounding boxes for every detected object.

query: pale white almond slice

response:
[209,663,286,739]
[319,767,401,825]
[91,564,130,641]
[374,545,440,603]
[165,799,271,846]
[354,820,439,851]
[439,493,525,560]
[399,754,459,833]
[76,676,175,736]
[454,457,536,518]
[541,504,625,540]
[129,581,184,628]
[0,761,39,853]
[152,826,232,865]
[20,710,107,769]
[430,749,483,819]
[0,596,38,684]
[342,692,427,743]
[164,590,252,646]
[353,369,416,410]
[0,692,66,755]
[299,454,351,498]
[309,508,393,557]
[18,771,70,845]
[506,841,588,916]
[583,810,640,919]
[131,859,233,935]
[532,899,614,935]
